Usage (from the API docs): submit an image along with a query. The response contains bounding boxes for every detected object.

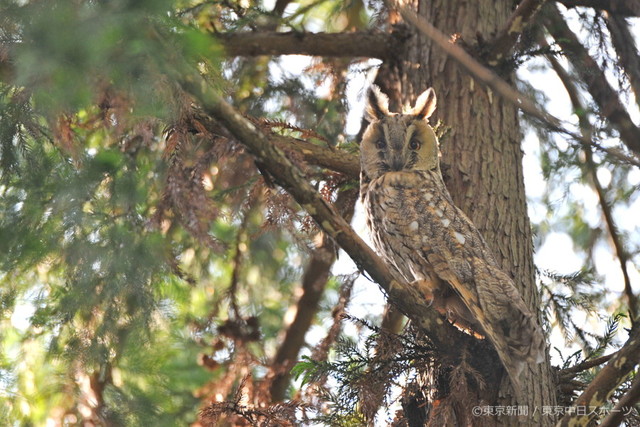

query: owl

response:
[359,85,545,390]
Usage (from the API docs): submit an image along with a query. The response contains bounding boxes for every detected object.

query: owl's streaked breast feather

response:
[360,86,546,393]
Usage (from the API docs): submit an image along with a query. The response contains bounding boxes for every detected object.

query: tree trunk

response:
[385,1,557,424]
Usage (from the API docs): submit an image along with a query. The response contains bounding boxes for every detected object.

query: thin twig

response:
[559,353,616,378]
[227,211,250,318]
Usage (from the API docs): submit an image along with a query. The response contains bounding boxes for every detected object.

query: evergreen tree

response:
[0,0,638,425]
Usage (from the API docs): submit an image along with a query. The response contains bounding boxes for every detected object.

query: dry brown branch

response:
[544,4,640,157]
[599,373,640,427]
[605,12,640,112]
[558,0,640,16]
[487,0,549,65]
[217,31,395,59]
[584,148,638,324]
[273,0,293,17]
[556,328,640,426]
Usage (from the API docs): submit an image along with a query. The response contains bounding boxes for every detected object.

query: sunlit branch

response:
[557,328,640,426]
[544,4,640,157]
[544,40,638,325]
[271,135,360,179]
[599,374,640,427]
[190,107,360,178]
[487,0,549,65]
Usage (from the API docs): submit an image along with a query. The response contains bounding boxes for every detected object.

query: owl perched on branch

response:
[359,85,545,390]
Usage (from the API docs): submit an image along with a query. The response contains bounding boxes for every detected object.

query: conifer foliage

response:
[0,0,639,425]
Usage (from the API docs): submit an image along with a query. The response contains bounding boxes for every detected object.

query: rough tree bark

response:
[380,0,557,425]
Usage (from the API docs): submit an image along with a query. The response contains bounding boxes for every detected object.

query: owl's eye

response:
[409,138,421,150]
[375,139,386,149]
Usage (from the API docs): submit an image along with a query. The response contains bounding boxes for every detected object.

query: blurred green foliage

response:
[0,0,361,424]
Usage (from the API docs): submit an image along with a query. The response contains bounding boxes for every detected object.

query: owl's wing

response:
[372,170,545,390]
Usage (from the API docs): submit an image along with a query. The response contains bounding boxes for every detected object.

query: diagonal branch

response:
[487,0,549,65]
[557,328,640,426]
[543,4,640,157]
[604,12,640,112]
[177,71,478,362]
[387,1,640,164]
[558,353,616,380]
[190,108,360,178]
[558,0,640,17]
[599,373,640,427]
[217,31,396,59]
[386,1,585,147]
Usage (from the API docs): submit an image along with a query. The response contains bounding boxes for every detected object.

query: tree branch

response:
[217,31,395,59]
[544,4,640,157]
[385,1,593,149]
[190,108,360,178]
[0,43,15,83]
[599,373,640,427]
[558,353,616,379]
[557,328,640,426]
[605,12,640,112]
[557,0,640,16]
[271,135,360,179]
[487,0,549,65]
[177,71,478,364]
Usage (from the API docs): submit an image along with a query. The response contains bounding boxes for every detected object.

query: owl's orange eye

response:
[376,139,386,149]
[409,138,421,150]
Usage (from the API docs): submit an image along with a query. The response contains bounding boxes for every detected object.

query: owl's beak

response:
[390,156,405,171]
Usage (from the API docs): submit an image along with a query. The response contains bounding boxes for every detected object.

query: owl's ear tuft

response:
[412,88,437,120]
[366,85,390,121]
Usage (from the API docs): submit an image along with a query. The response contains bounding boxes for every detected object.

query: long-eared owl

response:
[359,85,545,390]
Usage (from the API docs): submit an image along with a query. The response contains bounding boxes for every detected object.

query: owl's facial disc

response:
[361,116,439,180]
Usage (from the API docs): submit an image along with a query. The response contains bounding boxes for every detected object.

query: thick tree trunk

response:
[385,1,557,424]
